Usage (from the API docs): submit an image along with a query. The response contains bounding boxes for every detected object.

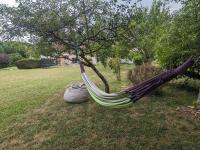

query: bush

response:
[9,53,24,65]
[0,53,9,68]
[127,63,163,95]
[127,63,161,85]
[108,57,121,80]
[16,59,41,69]
[128,51,143,65]
[40,58,56,68]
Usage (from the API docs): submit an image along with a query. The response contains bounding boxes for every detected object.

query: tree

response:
[34,42,59,57]
[97,41,130,80]
[198,88,200,104]
[156,0,200,79]
[108,42,128,81]
[0,0,135,93]
[122,0,171,62]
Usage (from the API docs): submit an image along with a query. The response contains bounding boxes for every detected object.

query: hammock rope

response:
[76,49,194,107]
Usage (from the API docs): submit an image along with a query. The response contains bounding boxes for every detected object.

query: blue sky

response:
[0,0,181,11]
[140,0,181,11]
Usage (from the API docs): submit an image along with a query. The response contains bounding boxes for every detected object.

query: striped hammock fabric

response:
[80,58,194,108]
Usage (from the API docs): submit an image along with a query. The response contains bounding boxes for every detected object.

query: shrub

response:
[128,51,143,65]
[40,58,56,68]
[127,63,163,95]
[127,63,161,84]
[16,59,41,69]
[9,53,24,65]
[0,53,9,68]
[108,57,121,80]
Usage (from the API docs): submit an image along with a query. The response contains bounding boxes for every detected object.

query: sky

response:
[0,0,182,11]
[0,0,16,6]
[140,0,182,11]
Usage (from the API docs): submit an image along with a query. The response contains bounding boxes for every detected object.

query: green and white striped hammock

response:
[79,58,194,108]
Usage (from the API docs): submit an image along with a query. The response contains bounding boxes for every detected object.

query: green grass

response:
[0,65,200,149]
[0,66,80,128]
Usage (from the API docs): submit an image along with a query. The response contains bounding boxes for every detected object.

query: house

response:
[56,53,77,66]
[56,53,98,66]
[51,43,98,66]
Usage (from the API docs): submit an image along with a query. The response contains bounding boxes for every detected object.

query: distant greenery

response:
[0,41,36,65]
[128,51,143,65]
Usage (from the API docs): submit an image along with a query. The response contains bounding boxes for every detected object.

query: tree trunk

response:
[81,55,110,93]
[197,88,200,104]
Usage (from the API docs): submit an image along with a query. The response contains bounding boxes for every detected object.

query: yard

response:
[0,65,200,149]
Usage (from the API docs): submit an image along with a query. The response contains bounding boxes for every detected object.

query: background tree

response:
[156,0,200,79]
[97,40,130,81]
[0,0,135,93]
[122,0,171,62]
[0,41,34,65]
[34,42,61,58]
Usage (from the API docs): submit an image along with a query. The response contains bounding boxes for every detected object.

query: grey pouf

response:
[64,82,89,103]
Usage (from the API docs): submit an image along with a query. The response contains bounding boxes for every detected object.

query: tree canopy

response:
[0,0,133,52]
[156,0,200,79]
[0,0,136,92]
[124,0,171,62]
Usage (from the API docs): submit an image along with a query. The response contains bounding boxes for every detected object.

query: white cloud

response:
[0,0,17,6]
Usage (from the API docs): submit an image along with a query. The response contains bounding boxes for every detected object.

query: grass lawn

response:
[0,65,200,149]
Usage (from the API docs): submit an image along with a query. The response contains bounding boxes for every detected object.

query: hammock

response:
[79,58,194,108]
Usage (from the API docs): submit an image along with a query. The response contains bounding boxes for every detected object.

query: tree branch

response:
[80,54,110,93]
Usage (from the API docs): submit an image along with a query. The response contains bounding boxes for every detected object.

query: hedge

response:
[16,59,41,69]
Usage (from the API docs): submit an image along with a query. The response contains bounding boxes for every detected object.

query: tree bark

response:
[197,88,200,104]
[81,55,110,93]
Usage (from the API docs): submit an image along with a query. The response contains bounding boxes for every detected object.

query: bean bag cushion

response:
[64,82,89,103]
